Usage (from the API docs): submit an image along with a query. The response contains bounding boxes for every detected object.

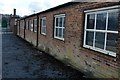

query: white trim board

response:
[84,5,120,13]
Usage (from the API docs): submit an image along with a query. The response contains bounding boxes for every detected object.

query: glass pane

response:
[29,20,31,30]
[106,33,117,52]
[43,27,45,33]
[63,28,65,38]
[34,19,37,25]
[96,13,107,30]
[59,28,62,38]
[43,19,46,26]
[44,27,46,33]
[86,31,94,46]
[28,21,29,29]
[87,14,95,29]
[35,26,37,32]
[63,17,65,27]
[108,11,118,31]
[55,28,58,36]
[59,17,63,27]
[95,32,105,49]
[56,18,58,27]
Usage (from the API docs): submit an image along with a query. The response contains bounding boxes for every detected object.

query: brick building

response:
[16,2,120,79]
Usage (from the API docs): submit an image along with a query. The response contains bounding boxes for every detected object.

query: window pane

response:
[59,17,63,27]
[34,19,37,32]
[43,19,46,26]
[55,28,58,36]
[86,31,94,46]
[43,27,46,33]
[108,11,118,31]
[63,28,65,38]
[59,28,62,38]
[63,17,65,27]
[96,13,107,30]
[35,26,37,32]
[42,27,45,33]
[87,14,95,29]
[28,21,29,29]
[56,18,58,26]
[34,19,37,26]
[95,32,105,49]
[29,20,31,30]
[106,33,117,52]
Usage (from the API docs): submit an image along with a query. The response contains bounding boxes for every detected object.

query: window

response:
[34,18,37,32]
[20,20,24,29]
[28,19,31,30]
[54,14,65,40]
[26,20,28,29]
[41,17,46,35]
[29,19,33,31]
[84,9,118,57]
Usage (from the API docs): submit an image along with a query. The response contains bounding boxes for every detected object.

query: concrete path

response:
[2,28,85,79]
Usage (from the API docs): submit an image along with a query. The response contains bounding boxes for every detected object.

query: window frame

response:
[54,14,65,41]
[41,17,46,35]
[83,9,119,57]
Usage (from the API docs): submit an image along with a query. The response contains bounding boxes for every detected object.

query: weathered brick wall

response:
[25,28,37,46]
[17,21,20,36]
[19,28,24,39]
[18,2,120,78]
[24,16,37,46]
[37,2,120,78]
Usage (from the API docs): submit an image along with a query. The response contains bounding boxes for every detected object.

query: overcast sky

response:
[0,0,71,16]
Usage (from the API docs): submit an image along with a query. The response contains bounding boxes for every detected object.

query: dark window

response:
[87,14,95,29]
[108,12,118,31]
[95,32,105,49]
[96,13,107,30]
[106,33,118,52]
[86,31,94,46]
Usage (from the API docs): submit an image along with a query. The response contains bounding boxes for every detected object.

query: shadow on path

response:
[2,29,85,79]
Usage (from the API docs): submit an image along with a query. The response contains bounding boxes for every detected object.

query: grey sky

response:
[0,0,71,16]
[0,0,119,16]
[73,0,119,2]
[28,1,51,14]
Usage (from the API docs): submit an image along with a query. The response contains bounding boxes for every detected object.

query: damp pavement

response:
[2,28,86,80]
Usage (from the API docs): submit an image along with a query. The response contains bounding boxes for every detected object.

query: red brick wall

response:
[17,2,120,78]
[24,16,37,46]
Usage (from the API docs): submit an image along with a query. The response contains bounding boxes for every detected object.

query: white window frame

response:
[54,14,65,40]
[34,18,37,32]
[41,17,46,35]
[83,7,119,57]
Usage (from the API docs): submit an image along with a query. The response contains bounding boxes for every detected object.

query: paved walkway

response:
[2,28,85,79]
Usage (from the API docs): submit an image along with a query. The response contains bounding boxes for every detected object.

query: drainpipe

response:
[24,19,26,39]
[36,15,39,47]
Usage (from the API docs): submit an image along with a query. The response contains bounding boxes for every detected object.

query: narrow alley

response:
[2,28,85,79]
